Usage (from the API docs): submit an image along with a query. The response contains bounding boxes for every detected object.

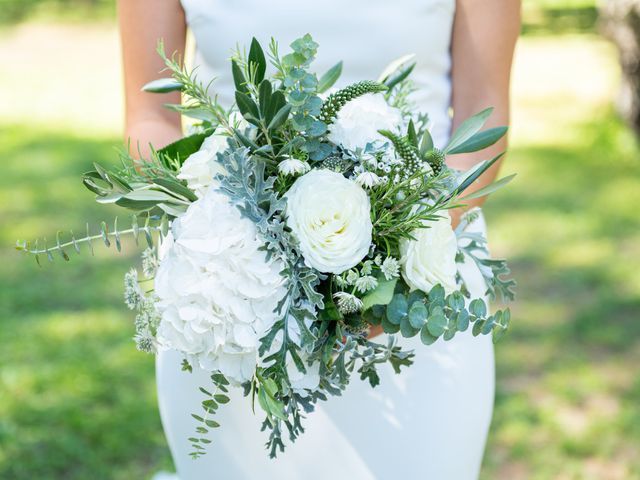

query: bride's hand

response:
[367,324,384,340]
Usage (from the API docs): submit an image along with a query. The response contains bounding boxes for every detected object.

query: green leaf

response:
[446,292,466,311]
[157,130,213,167]
[428,284,446,304]
[141,78,183,93]
[267,104,292,131]
[427,314,448,337]
[235,91,260,124]
[362,277,398,311]
[386,294,409,325]
[408,301,428,329]
[378,54,416,83]
[472,319,485,337]
[470,298,487,318]
[258,79,273,118]
[318,61,343,93]
[456,310,470,332]
[214,394,230,404]
[447,153,504,200]
[445,108,493,154]
[384,62,416,90]
[307,120,327,137]
[447,126,508,155]
[400,316,421,338]
[407,120,418,147]
[381,314,401,334]
[152,177,198,202]
[460,174,516,201]
[419,129,434,157]
[420,325,438,345]
[249,37,267,84]
[231,60,249,94]
[266,90,286,122]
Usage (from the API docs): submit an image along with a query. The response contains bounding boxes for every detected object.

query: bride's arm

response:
[449,0,521,225]
[118,0,187,158]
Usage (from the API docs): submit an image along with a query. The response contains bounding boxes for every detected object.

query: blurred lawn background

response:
[0,1,639,479]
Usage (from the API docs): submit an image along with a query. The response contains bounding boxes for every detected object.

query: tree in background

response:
[601,0,640,136]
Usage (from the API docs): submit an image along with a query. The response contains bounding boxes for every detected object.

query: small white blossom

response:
[355,171,382,188]
[360,260,374,276]
[381,256,401,280]
[334,275,348,288]
[333,292,364,314]
[345,269,359,285]
[278,157,310,176]
[124,268,143,310]
[134,329,156,354]
[141,247,158,278]
[355,275,378,293]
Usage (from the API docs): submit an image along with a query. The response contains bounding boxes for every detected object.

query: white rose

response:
[399,211,458,294]
[285,169,373,274]
[327,93,402,151]
[177,132,228,197]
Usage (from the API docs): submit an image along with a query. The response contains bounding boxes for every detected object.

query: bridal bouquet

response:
[17,35,516,458]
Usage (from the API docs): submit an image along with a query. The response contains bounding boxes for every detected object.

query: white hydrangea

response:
[177,132,229,197]
[327,93,402,151]
[154,187,287,384]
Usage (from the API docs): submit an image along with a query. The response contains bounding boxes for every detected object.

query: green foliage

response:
[366,283,510,344]
[268,35,331,160]
[16,215,167,265]
[189,372,229,459]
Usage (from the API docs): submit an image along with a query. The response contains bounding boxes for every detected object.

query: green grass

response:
[0,128,173,479]
[0,24,639,480]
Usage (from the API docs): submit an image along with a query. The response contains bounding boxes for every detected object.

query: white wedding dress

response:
[155,1,495,479]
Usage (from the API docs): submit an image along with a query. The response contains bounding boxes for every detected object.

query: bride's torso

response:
[180,0,456,145]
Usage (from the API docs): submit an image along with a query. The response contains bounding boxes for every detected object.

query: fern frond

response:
[16,215,169,265]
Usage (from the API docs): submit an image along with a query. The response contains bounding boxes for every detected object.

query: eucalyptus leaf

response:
[408,302,428,329]
[400,317,420,338]
[420,325,438,345]
[386,294,408,325]
[427,314,448,337]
